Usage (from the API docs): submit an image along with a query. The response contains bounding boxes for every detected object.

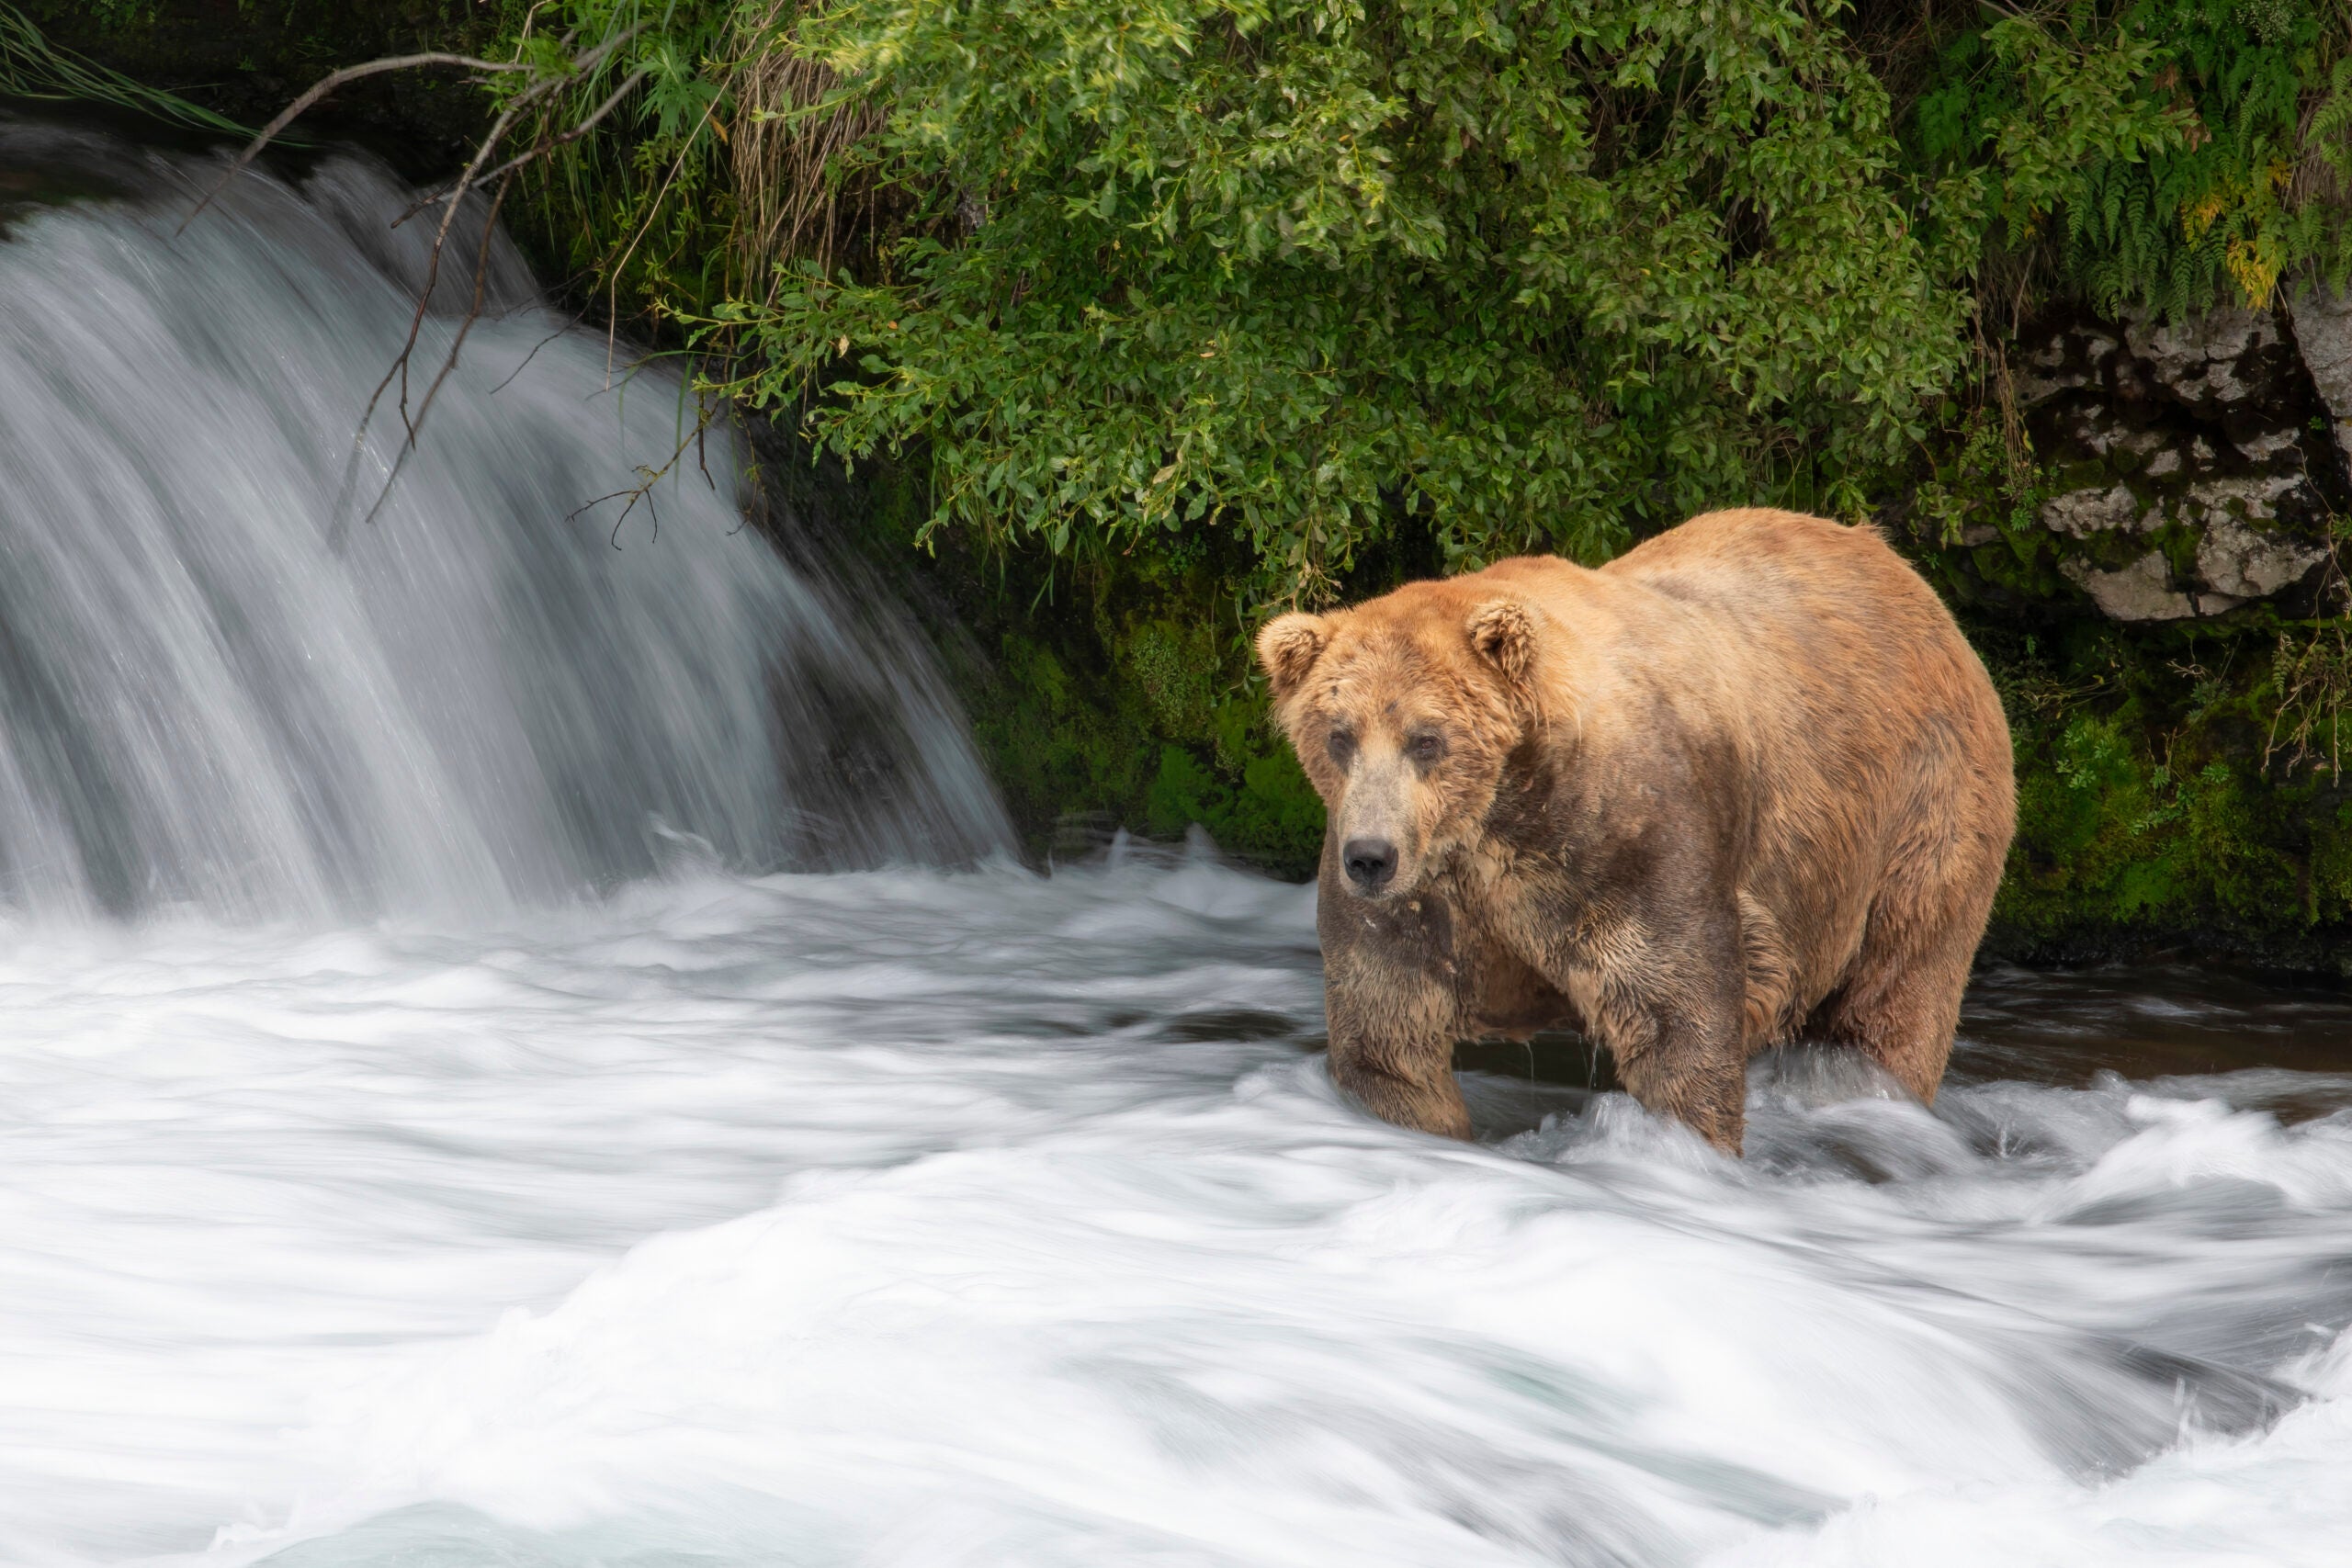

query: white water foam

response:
[5,853,2349,1568]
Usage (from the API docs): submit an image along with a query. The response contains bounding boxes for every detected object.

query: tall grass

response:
[0,6,256,138]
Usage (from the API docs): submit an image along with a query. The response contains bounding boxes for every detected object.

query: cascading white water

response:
[0,117,1006,920]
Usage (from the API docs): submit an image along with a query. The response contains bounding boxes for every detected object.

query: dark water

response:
[1462,961,2352,1128]
[1961,962,2352,1094]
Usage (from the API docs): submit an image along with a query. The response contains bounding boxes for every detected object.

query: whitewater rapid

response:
[5,848,2349,1568]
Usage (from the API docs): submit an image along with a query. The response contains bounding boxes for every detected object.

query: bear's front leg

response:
[1599,959,1749,1152]
[1317,857,1472,1140]
[1588,923,1749,1155]
[1611,1009,1747,1153]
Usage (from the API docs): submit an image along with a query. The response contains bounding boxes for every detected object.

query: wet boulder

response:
[2012,301,2341,622]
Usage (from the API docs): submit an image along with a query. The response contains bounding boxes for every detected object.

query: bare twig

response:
[177,53,532,232]
[356,171,521,531]
[386,25,646,231]
[471,66,652,190]
[327,171,519,547]
[300,24,660,544]
[563,403,729,549]
[234,15,753,547]
[489,306,594,394]
[571,468,669,550]
[366,29,655,456]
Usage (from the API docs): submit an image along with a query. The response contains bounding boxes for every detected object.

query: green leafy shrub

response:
[1910,0,2352,315]
[709,0,1976,602]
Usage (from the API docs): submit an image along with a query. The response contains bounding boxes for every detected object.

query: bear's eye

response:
[1407,731,1445,764]
[1327,728,1356,767]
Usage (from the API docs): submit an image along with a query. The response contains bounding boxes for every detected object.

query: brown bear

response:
[1257,507,2015,1155]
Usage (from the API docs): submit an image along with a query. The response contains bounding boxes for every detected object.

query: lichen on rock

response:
[2118,305,2281,412]
[2038,483,2149,539]
[2190,479,2328,600]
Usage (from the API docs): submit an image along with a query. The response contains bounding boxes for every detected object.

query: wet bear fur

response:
[1256,508,2016,1154]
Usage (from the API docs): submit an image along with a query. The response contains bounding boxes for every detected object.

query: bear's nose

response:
[1342,837,1397,892]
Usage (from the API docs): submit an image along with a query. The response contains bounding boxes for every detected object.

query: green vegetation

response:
[15,1,2352,959]
[1909,0,2352,317]
[719,0,1974,599]
[1978,619,2352,964]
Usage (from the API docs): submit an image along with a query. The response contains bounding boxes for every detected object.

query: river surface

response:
[5,115,2352,1568]
[5,847,2352,1568]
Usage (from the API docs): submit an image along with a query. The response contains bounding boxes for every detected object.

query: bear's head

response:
[1257,585,1538,900]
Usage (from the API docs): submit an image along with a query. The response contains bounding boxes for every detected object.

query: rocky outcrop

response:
[2012,301,2343,622]
[2289,280,2352,476]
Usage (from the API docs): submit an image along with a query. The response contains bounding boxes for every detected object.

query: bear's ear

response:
[1467,600,1536,682]
[1256,612,1332,702]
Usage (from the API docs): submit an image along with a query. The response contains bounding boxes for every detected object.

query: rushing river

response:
[7,852,2352,1568]
[4,118,2352,1568]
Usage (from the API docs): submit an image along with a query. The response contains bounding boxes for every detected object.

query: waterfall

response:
[0,115,1008,919]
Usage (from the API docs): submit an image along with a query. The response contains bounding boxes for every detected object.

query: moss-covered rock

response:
[1999,304,2344,624]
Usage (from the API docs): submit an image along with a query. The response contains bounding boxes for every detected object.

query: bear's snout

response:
[1342,837,1398,893]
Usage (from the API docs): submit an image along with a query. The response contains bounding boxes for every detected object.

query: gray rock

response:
[2039,484,2144,537]
[2063,553,2201,621]
[2018,330,2120,404]
[2001,299,2336,623]
[2237,426,2302,460]
[2197,513,2327,599]
[2073,408,2122,454]
[2181,471,2293,525]
[2122,306,2279,409]
[2017,349,2090,406]
[2289,280,2352,471]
